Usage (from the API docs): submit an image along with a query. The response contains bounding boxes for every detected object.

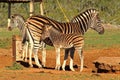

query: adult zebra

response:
[8,14,45,68]
[62,9,105,71]
[8,9,104,71]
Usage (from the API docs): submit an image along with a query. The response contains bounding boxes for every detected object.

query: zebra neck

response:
[48,29,60,42]
[77,22,89,35]
[71,12,93,35]
[18,20,26,36]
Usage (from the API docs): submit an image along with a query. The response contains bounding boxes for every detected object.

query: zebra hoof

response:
[62,66,65,71]
[29,64,33,68]
[24,58,27,62]
[62,68,65,71]
[55,65,61,70]
[70,68,75,71]
[37,64,42,68]
[42,63,46,68]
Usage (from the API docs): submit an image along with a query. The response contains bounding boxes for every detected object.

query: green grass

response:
[84,29,120,50]
[0,28,20,48]
[6,62,23,70]
[0,28,120,50]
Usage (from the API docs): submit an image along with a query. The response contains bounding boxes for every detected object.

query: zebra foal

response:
[42,24,84,72]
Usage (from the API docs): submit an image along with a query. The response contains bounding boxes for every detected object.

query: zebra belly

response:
[54,42,74,49]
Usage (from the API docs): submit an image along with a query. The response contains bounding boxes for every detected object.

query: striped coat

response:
[42,24,84,72]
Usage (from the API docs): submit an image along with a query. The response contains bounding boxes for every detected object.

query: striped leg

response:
[69,48,75,71]
[28,40,34,67]
[41,42,46,67]
[33,47,42,68]
[28,41,42,68]
[62,49,69,71]
[62,48,75,71]
[27,29,42,68]
[26,29,34,67]
[55,48,61,70]
[24,41,28,61]
[22,42,28,61]
[77,47,84,72]
[22,44,25,60]
[33,39,42,68]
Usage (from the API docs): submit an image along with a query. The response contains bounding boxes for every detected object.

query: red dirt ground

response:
[0,48,120,80]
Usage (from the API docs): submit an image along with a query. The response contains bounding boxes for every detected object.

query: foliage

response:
[0,0,120,27]
[6,62,23,70]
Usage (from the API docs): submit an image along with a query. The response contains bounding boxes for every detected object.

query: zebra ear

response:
[46,25,52,31]
[48,25,52,29]
[93,11,99,17]
[44,24,52,30]
[95,11,99,15]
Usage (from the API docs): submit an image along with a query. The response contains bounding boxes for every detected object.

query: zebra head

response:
[71,9,104,35]
[41,24,52,40]
[8,14,25,31]
[42,24,60,40]
[90,9,104,34]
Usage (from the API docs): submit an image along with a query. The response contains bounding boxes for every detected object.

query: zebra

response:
[41,24,84,72]
[8,14,46,68]
[8,14,29,61]
[8,9,104,71]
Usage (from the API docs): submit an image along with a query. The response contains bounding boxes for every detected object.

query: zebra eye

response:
[11,15,15,18]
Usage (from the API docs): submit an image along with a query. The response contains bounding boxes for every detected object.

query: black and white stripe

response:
[42,24,84,72]
[8,9,104,70]
[25,9,104,69]
[26,9,104,49]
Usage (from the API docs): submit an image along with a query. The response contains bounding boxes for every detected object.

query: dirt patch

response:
[0,48,120,80]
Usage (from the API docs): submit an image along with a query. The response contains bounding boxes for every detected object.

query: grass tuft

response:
[6,62,23,70]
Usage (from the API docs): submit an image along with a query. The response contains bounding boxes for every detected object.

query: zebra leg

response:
[28,41,34,67]
[22,44,25,60]
[62,49,69,71]
[69,48,75,71]
[41,42,46,67]
[55,48,61,70]
[33,47,42,68]
[77,47,84,72]
[22,42,27,61]
[25,41,28,61]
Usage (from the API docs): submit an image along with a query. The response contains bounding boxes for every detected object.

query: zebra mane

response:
[71,8,98,22]
[11,14,26,22]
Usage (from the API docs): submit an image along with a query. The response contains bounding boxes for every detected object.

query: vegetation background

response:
[0,0,120,27]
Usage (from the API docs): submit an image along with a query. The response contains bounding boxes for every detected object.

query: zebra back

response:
[42,25,84,49]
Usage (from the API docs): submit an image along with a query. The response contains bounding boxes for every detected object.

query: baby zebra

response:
[42,24,84,72]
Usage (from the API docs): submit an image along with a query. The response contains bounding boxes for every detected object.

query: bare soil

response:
[0,48,120,80]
